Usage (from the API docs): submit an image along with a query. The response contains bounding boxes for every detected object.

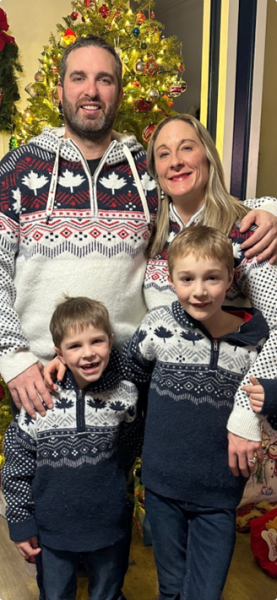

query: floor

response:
[0,515,276,600]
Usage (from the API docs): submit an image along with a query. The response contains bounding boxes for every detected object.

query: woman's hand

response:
[43,356,66,390]
[228,432,263,477]
[240,210,277,264]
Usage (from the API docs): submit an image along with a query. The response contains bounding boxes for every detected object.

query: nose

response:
[169,150,184,170]
[193,280,207,298]
[84,78,99,98]
[82,344,95,359]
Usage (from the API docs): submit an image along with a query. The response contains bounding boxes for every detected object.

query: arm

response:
[241,197,277,263]
[227,255,277,442]
[43,356,66,391]
[2,417,39,543]
[0,154,53,415]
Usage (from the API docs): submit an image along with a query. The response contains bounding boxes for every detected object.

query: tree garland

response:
[0,7,22,133]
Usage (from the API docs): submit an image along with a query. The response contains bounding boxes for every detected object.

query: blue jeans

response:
[145,488,236,600]
[36,537,126,600]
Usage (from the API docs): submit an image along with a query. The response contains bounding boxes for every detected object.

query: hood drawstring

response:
[123,144,150,224]
[45,138,62,222]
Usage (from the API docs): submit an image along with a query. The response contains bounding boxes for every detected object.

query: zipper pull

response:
[213,340,218,352]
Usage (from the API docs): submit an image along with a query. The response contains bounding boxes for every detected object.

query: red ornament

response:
[137,11,146,24]
[71,11,78,20]
[84,0,92,6]
[168,84,186,98]
[0,383,5,401]
[150,11,155,19]
[0,88,3,108]
[178,64,185,72]
[144,57,159,76]
[99,4,110,18]
[142,123,156,143]
[131,80,141,88]
[136,97,153,113]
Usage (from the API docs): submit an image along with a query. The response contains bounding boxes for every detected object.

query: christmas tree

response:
[0,7,22,134]
[13,0,186,146]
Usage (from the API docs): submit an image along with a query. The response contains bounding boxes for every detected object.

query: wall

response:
[155,0,203,115]
[256,0,277,197]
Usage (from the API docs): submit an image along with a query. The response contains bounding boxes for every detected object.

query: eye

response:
[69,343,80,349]
[181,145,192,151]
[99,77,112,84]
[181,277,192,282]
[72,76,84,82]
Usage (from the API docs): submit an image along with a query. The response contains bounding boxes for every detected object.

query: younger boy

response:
[2,296,137,600]
[122,225,273,600]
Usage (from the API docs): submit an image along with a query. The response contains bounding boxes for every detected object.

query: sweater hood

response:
[28,126,150,222]
[171,301,269,347]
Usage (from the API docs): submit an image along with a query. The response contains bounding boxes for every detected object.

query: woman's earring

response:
[160,189,165,200]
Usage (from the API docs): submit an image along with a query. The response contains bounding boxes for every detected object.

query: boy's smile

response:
[56,324,113,389]
[169,253,233,333]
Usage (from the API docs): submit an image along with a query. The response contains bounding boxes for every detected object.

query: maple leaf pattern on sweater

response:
[22,171,49,195]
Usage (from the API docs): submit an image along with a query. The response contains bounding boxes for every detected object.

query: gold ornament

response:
[34,70,45,83]
[22,109,33,124]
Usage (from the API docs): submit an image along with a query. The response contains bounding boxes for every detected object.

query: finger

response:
[245,236,276,260]
[256,446,264,461]
[256,242,277,263]
[239,212,259,233]
[268,254,277,265]
[57,361,66,382]
[13,388,37,419]
[228,450,240,477]
[34,382,54,410]
[249,375,260,385]
[9,388,22,411]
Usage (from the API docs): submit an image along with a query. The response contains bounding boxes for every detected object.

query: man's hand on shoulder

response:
[8,362,54,418]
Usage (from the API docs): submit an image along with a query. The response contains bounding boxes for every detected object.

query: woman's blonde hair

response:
[147,114,250,258]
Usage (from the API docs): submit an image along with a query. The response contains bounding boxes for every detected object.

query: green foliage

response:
[0,41,23,133]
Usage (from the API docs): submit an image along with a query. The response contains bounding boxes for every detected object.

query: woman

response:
[142,114,277,599]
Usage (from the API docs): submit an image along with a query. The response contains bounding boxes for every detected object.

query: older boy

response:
[2,297,137,600]
[122,225,274,600]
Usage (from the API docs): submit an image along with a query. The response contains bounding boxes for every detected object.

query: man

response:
[0,34,276,467]
[0,35,158,418]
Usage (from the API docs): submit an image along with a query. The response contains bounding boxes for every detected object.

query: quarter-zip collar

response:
[29,126,150,223]
[171,300,269,347]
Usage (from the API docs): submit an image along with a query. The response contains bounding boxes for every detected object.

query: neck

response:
[172,195,205,225]
[202,309,243,338]
[63,127,113,159]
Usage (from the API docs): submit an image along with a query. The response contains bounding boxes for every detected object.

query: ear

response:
[168,275,175,291]
[54,346,67,366]
[109,334,114,351]
[117,88,124,109]
[226,269,234,292]
[57,82,63,104]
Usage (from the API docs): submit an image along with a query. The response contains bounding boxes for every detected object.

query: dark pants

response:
[36,538,127,600]
[145,488,236,600]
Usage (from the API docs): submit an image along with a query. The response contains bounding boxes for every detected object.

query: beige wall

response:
[256,0,277,197]
[0,0,71,157]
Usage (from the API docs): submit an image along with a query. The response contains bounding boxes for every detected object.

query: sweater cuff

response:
[0,349,39,383]
[258,378,277,418]
[227,406,262,441]
[8,516,38,543]
[260,201,277,217]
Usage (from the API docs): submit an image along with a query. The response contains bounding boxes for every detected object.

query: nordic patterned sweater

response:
[0,127,158,383]
[122,303,272,509]
[2,348,138,552]
[144,204,277,442]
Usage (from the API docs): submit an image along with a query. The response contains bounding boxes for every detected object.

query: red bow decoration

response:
[0,8,15,51]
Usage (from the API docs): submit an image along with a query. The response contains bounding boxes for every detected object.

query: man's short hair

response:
[59,34,122,91]
[167,225,234,279]
[50,296,113,348]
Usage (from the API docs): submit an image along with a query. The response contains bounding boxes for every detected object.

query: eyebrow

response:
[69,70,115,82]
[155,138,196,152]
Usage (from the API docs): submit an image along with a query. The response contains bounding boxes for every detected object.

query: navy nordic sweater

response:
[123,302,271,509]
[2,349,137,552]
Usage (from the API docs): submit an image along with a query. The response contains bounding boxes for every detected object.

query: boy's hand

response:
[240,209,277,264]
[242,376,265,413]
[15,536,41,559]
[228,432,263,477]
[43,356,66,390]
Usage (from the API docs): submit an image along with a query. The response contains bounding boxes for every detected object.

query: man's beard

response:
[62,95,118,143]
